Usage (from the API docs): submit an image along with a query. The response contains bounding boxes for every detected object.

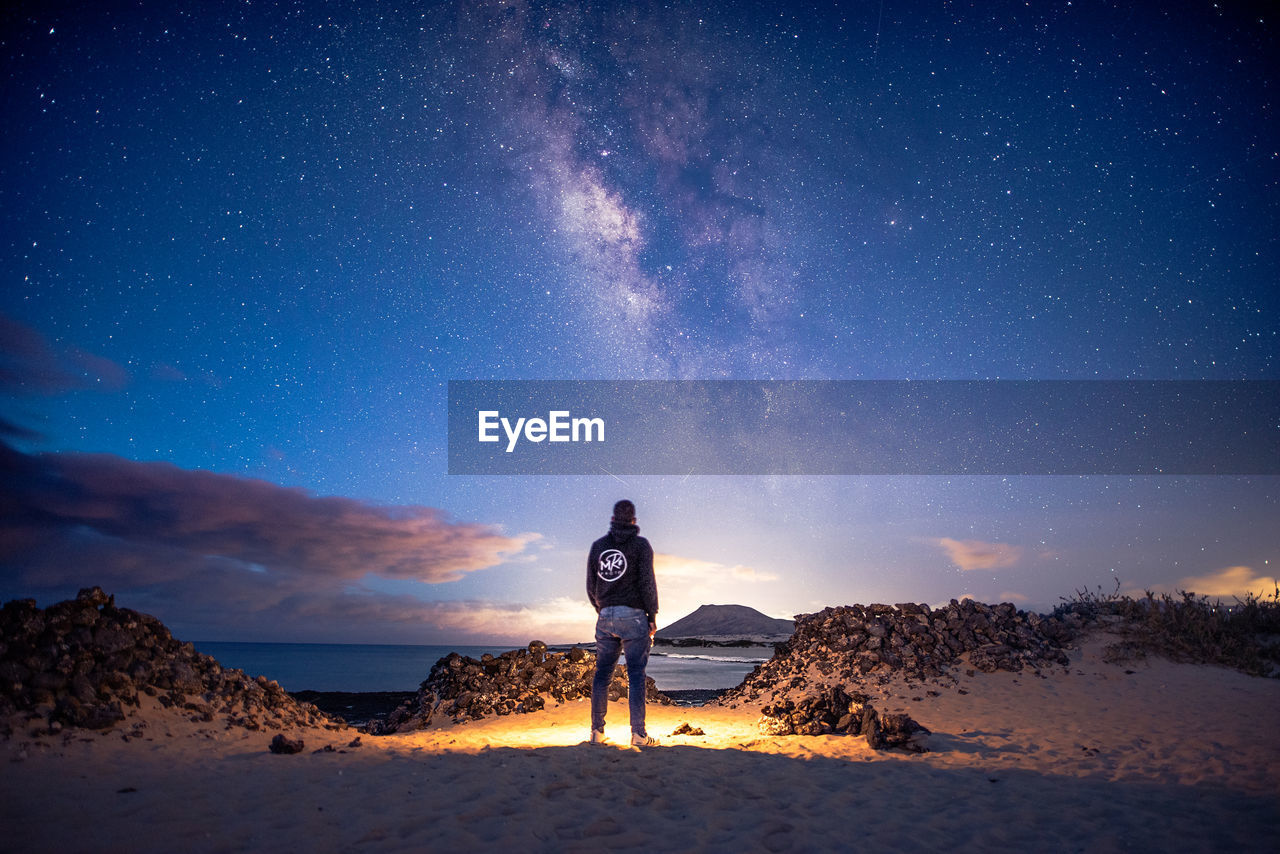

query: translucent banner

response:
[447,380,1279,475]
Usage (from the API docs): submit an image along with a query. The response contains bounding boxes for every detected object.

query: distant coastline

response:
[193,641,507,694]
[654,637,785,649]
[196,638,767,697]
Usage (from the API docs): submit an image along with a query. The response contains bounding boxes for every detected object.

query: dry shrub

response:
[1056,580,1280,677]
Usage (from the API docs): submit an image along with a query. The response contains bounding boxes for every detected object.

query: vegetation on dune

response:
[1055,581,1280,677]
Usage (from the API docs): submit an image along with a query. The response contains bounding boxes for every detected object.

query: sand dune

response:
[3,631,1277,853]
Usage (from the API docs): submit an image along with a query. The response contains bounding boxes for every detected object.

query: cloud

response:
[937,537,1024,571]
[420,596,596,645]
[78,568,592,645]
[0,440,538,639]
[0,312,129,395]
[185,586,596,645]
[1138,566,1279,600]
[655,553,778,585]
[997,590,1030,603]
[651,552,782,625]
[3,446,532,584]
[0,416,42,442]
[150,362,188,382]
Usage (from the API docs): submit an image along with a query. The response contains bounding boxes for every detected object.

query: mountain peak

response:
[656,604,793,641]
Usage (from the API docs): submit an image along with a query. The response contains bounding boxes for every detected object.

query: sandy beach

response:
[3,629,1277,853]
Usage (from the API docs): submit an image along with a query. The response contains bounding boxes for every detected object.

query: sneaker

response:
[630,732,660,747]
[589,729,607,745]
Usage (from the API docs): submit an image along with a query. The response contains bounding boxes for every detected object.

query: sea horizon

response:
[194,640,769,694]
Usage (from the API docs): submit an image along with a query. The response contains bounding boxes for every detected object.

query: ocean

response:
[193,641,770,694]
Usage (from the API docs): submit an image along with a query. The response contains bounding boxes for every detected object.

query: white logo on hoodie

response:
[598,549,627,582]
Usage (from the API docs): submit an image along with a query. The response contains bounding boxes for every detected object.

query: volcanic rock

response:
[723,599,1083,748]
[269,734,305,754]
[722,599,1078,709]
[0,587,345,736]
[755,684,930,751]
[374,644,672,733]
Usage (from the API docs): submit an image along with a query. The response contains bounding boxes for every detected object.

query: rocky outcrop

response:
[757,685,930,751]
[671,722,705,736]
[0,588,344,736]
[269,733,306,754]
[375,640,672,733]
[721,600,1080,705]
[717,600,1084,746]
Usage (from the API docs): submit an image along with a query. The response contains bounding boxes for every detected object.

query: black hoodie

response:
[586,521,658,621]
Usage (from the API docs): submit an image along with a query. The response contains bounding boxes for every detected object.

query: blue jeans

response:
[591,605,651,735]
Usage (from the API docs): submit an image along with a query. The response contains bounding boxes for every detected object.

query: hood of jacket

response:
[608,521,640,543]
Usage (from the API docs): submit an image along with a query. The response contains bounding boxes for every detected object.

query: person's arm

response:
[638,540,658,632]
[586,546,599,612]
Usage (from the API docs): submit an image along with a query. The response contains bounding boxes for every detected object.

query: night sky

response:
[2,0,1276,644]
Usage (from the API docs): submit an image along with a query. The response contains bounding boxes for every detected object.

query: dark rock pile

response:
[0,588,343,736]
[718,600,1084,745]
[376,640,671,733]
[757,685,930,751]
[269,733,306,754]
[723,600,1080,703]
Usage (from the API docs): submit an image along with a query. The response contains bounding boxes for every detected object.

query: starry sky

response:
[2,0,1277,644]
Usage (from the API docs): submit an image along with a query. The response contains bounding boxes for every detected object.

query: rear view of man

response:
[587,499,659,746]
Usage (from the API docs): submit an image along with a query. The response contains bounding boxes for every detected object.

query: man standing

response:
[587,499,659,747]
